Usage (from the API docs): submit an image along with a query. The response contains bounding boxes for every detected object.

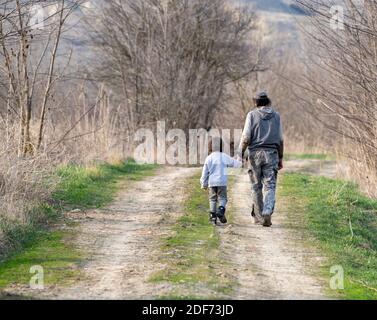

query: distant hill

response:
[235,0,306,54]
[241,0,308,15]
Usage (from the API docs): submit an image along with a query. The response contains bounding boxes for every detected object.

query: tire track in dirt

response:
[220,161,333,300]
[46,166,197,300]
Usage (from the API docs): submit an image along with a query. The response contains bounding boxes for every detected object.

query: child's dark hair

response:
[209,137,223,154]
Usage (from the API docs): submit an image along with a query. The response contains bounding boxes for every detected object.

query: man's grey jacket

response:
[239,106,284,158]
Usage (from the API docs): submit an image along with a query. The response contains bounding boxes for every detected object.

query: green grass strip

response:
[279,173,377,300]
[53,159,158,210]
[151,174,235,299]
[0,231,82,292]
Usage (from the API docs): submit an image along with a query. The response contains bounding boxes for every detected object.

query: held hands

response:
[278,159,284,171]
[234,155,282,170]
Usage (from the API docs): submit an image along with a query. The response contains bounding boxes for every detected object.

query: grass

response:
[0,231,82,292]
[279,173,377,300]
[285,153,335,161]
[150,174,235,299]
[0,159,158,294]
[54,159,158,210]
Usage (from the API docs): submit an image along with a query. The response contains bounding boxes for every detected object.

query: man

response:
[238,91,284,227]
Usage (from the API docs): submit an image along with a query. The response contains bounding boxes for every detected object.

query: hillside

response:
[242,0,307,15]
[238,0,304,53]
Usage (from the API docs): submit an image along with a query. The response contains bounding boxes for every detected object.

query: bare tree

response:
[295,0,377,194]
[0,0,81,156]
[87,0,262,135]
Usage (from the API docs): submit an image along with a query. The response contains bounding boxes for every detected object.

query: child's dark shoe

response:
[251,210,263,224]
[209,212,217,224]
[217,206,227,224]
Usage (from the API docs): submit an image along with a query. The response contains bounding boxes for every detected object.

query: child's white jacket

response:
[200,152,242,188]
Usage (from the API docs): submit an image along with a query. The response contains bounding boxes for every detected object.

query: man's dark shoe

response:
[262,215,272,227]
[217,206,227,224]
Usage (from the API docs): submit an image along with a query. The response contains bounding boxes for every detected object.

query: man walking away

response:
[238,91,284,227]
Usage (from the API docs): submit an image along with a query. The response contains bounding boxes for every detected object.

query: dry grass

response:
[0,132,57,257]
[0,139,56,220]
[337,157,377,199]
[39,85,133,166]
[0,88,132,257]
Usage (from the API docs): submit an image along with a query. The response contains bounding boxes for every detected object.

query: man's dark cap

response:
[254,90,268,99]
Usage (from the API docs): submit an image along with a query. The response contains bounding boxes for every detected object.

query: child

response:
[200,137,242,224]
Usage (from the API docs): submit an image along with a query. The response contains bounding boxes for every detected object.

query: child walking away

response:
[200,138,242,225]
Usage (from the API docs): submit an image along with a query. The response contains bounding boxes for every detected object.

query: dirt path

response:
[220,160,336,300]
[56,160,334,300]
[46,166,197,300]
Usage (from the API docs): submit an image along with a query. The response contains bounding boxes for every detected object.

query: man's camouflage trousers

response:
[247,149,279,223]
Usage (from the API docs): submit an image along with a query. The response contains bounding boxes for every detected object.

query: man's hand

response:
[278,159,284,171]
[235,155,243,163]
[202,186,208,191]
